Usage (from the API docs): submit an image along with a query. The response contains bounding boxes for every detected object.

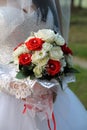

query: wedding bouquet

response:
[11,29,77,115]
[13,29,75,83]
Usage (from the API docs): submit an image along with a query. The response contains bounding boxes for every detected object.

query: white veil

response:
[58,0,71,42]
[0,0,71,43]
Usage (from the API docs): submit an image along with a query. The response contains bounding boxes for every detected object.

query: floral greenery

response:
[13,29,77,85]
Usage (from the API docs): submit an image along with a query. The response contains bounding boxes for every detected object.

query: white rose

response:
[54,33,65,46]
[42,42,53,52]
[13,44,29,57]
[37,56,49,66]
[34,29,55,43]
[32,55,49,67]
[49,47,63,60]
[32,49,47,63]
[33,66,42,78]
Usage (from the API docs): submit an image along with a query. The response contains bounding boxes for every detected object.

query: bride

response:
[0,0,87,130]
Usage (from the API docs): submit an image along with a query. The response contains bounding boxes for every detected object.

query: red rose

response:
[19,53,32,65]
[25,38,44,51]
[46,60,61,76]
[14,43,24,51]
[61,44,73,55]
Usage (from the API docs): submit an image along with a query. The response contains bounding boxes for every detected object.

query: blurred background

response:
[0,0,87,108]
[69,0,87,109]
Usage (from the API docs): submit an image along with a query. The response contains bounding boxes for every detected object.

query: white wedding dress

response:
[0,3,87,130]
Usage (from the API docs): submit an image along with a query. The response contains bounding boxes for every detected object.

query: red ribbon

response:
[22,104,33,114]
[47,112,56,130]
[23,104,56,130]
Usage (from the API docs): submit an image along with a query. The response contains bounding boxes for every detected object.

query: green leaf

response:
[70,68,80,73]
[30,75,35,80]
[19,65,23,70]
[64,67,79,74]
[16,71,28,79]
[28,64,34,70]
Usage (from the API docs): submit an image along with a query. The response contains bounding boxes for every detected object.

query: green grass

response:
[69,25,87,44]
[71,8,87,25]
[68,9,87,109]
[69,66,87,109]
[69,9,87,59]
[69,43,87,60]
[69,9,87,44]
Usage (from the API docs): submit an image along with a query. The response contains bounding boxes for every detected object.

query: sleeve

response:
[0,64,36,99]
